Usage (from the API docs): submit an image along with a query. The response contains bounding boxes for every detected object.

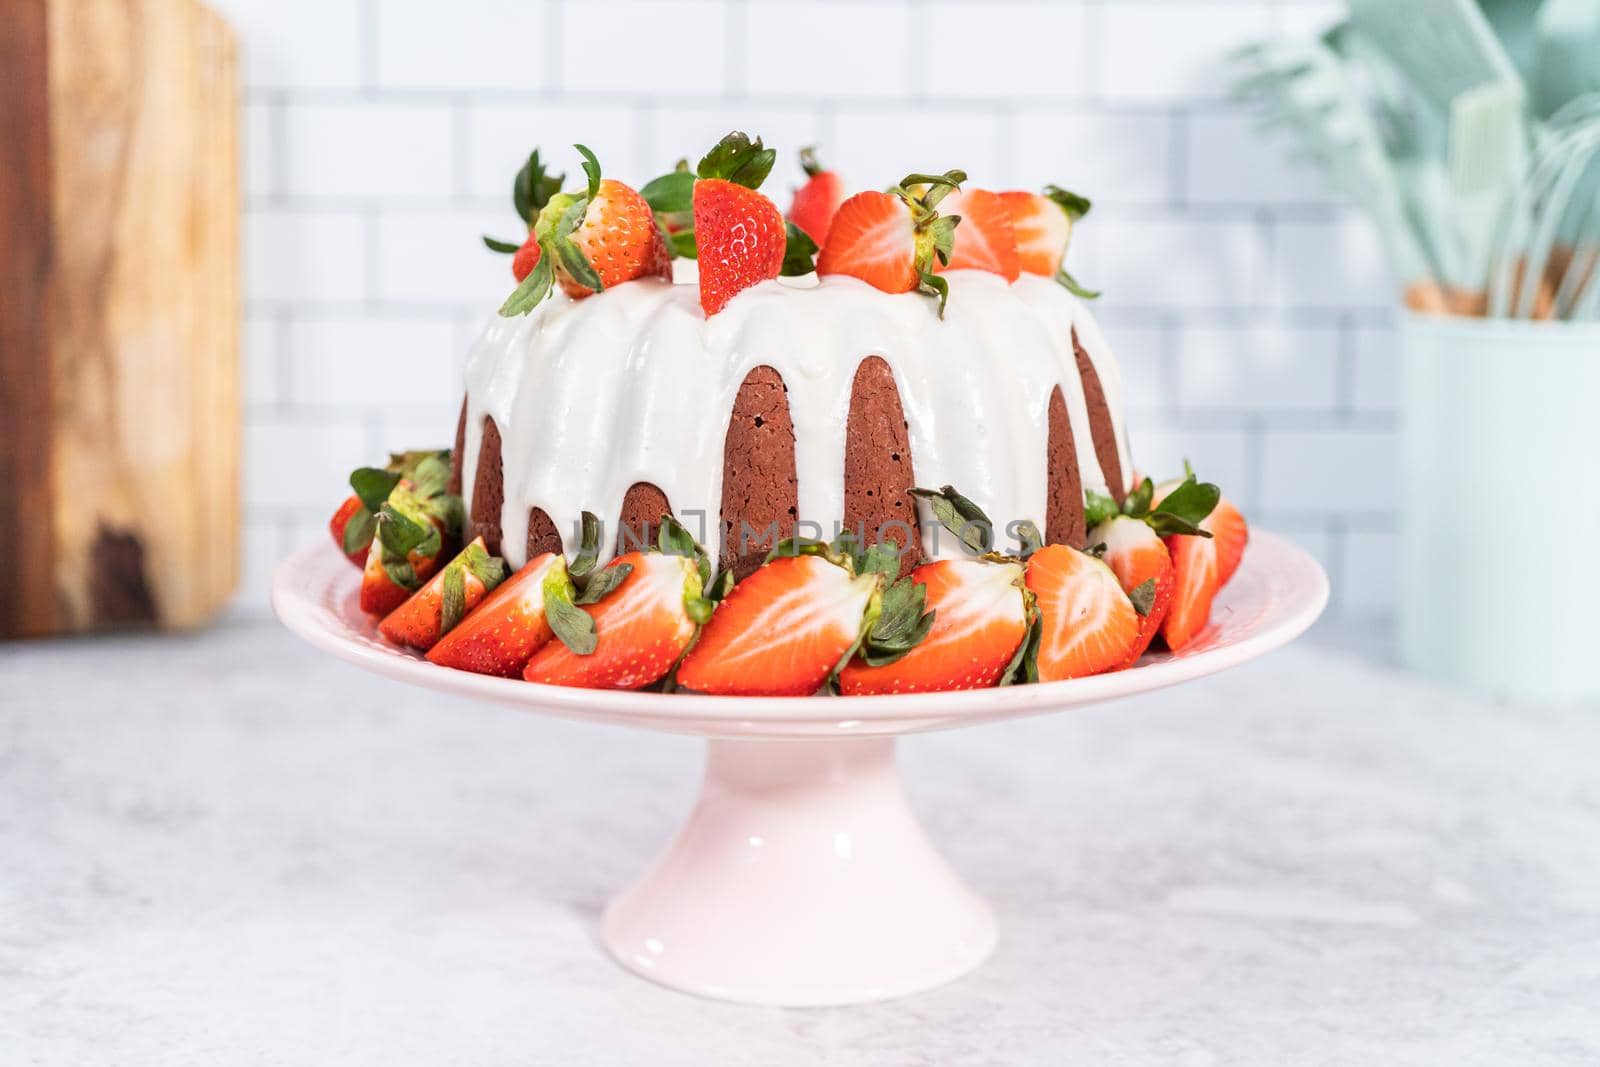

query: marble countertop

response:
[3,621,1598,1065]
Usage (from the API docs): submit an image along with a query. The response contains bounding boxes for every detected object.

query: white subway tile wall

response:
[221,0,1396,622]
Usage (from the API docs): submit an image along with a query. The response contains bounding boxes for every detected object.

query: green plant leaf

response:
[1057,267,1101,299]
[350,467,401,512]
[498,247,556,316]
[569,511,603,581]
[1128,577,1156,617]
[999,603,1042,686]
[574,143,602,202]
[668,229,698,259]
[1083,489,1120,530]
[1149,473,1220,532]
[909,485,993,553]
[440,564,467,634]
[341,506,376,556]
[575,562,632,605]
[1043,184,1091,220]
[1122,478,1154,519]
[780,221,818,277]
[696,131,776,189]
[513,148,564,224]
[1013,520,1045,558]
[482,235,522,254]
[917,269,950,318]
[553,197,602,292]
[544,575,597,655]
[640,170,695,215]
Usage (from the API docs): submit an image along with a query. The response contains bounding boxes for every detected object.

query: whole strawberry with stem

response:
[482,148,564,280]
[1145,473,1248,650]
[816,169,966,315]
[997,185,1098,298]
[788,146,846,246]
[357,455,465,616]
[328,450,451,568]
[1085,472,1221,666]
[499,145,670,316]
[691,132,787,315]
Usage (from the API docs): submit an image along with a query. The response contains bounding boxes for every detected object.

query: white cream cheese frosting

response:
[460,270,1132,570]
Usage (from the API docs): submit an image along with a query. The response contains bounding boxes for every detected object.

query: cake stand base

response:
[602,737,996,1006]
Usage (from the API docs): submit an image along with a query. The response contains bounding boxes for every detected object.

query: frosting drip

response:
[460,271,1132,570]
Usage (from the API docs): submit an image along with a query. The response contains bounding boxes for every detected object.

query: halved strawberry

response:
[1088,515,1173,668]
[379,538,506,651]
[426,552,565,677]
[329,451,452,569]
[1160,532,1219,651]
[840,558,1030,694]
[816,169,966,314]
[1024,543,1140,680]
[523,551,707,690]
[934,188,1020,281]
[997,186,1097,297]
[676,547,882,696]
[499,146,670,315]
[357,457,464,616]
[788,146,846,246]
[1208,498,1249,586]
[329,495,369,567]
[694,178,786,315]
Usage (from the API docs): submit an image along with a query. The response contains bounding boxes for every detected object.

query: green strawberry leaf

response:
[409,454,451,499]
[707,567,736,601]
[440,563,467,634]
[668,228,698,259]
[543,570,597,655]
[513,148,564,224]
[350,467,401,512]
[483,235,522,254]
[1013,520,1045,558]
[1129,577,1157,617]
[999,602,1042,686]
[1057,267,1101,299]
[657,515,712,587]
[1044,184,1091,220]
[1122,478,1154,519]
[463,541,507,590]
[685,595,715,625]
[1149,473,1220,534]
[640,170,695,215]
[341,506,376,556]
[780,221,818,277]
[575,561,632,605]
[1083,489,1120,530]
[569,511,603,582]
[909,485,993,553]
[859,574,934,667]
[858,539,904,581]
[552,197,602,292]
[917,269,950,318]
[575,143,602,203]
[799,145,824,178]
[696,131,776,189]
[499,246,556,316]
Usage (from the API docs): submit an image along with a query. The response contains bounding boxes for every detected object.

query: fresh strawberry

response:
[676,547,882,696]
[934,188,1020,281]
[329,495,369,567]
[816,169,966,314]
[1138,473,1241,649]
[499,146,670,315]
[379,538,506,652]
[426,552,565,677]
[523,550,708,690]
[1208,497,1249,586]
[329,450,452,569]
[358,458,465,616]
[788,146,846,246]
[997,186,1097,297]
[840,558,1029,694]
[511,235,541,281]
[694,178,786,315]
[1160,532,1219,651]
[484,147,564,275]
[1024,543,1140,681]
[1088,515,1174,668]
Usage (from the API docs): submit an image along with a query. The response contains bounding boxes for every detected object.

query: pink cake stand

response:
[274,531,1326,1006]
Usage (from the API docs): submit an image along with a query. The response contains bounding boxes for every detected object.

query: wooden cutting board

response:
[0,0,239,638]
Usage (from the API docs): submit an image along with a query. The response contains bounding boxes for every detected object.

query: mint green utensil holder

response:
[1400,311,1600,703]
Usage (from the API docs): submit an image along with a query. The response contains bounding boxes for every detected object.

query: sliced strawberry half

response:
[379,537,507,652]
[1160,532,1219,651]
[524,551,707,690]
[788,146,846,246]
[997,185,1097,298]
[1024,543,1140,681]
[840,558,1030,695]
[816,169,966,314]
[1088,515,1174,668]
[1208,498,1249,586]
[426,552,565,677]
[676,547,882,696]
[694,178,786,315]
[934,188,1020,282]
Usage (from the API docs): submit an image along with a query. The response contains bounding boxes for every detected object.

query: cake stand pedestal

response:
[274,530,1326,1007]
